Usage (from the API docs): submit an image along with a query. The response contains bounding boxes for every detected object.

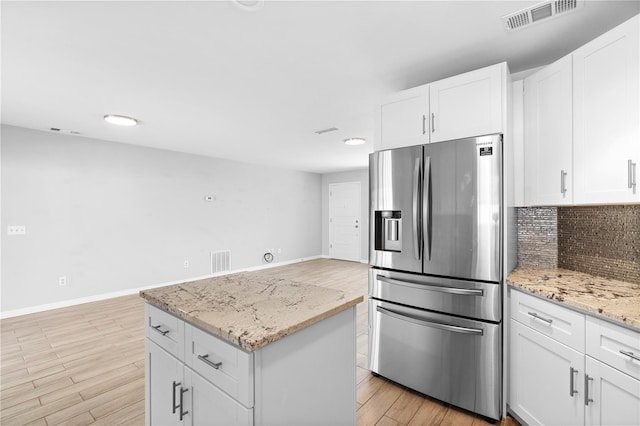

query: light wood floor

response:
[1,259,519,425]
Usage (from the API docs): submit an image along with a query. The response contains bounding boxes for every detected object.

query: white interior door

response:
[329,182,361,262]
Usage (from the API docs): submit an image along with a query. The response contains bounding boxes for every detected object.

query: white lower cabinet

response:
[510,318,585,425]
[509,289,640,426]
[585,356,640,426]
[185,368,252,426]
[147,340,186,426]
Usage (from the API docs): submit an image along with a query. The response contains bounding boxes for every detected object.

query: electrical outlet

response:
[183,260,189,268]
[277,248,282,254]
[59,276,67,286]
[7,225,26,235]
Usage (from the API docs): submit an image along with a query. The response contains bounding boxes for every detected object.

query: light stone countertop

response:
[507,266,640,331]
[140,272,363,352]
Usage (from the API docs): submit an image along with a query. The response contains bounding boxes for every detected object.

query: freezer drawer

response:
[369,268,501,322]
[369,299,501,420]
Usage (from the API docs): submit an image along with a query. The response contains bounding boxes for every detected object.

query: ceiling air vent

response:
[314,127,339,135]
[502,0,584,31]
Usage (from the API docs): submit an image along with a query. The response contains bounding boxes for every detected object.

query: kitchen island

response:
[140,272,363,426]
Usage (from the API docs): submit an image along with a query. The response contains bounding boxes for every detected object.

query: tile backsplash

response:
[517,205,640,284]
[517,207,558,268]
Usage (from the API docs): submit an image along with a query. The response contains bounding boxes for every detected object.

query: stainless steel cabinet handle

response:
[151,324,170,336]
[377,275,483,296]
[431,113,436,133]
[422,114,427,135]
[412,157,422,261]
[197,354,222,370]
[561,170,568,197]
[569,367,578,396]
[629,159,637,193]
[172,381,181,414]
[179,387,189,421]
[377,306,484,335]
[584,374,593,406]
[527,311,553,325]
[620,350,640,362]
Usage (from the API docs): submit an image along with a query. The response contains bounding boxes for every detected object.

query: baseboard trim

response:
[0,255,324,319]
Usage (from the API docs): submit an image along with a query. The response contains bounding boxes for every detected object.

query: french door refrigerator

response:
[368,133,503,420]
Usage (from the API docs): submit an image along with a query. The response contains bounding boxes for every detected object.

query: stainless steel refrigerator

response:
[368,133,503,420]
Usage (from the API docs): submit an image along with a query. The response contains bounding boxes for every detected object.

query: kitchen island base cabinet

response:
[145,303,357,426]
[253,307,356,425]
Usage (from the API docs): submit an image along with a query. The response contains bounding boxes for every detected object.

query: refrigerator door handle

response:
[412,156,422,260]
[423,155,431,260]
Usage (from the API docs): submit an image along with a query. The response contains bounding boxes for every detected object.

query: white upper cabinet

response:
[374,62,507,151]
[524,54,573,206]
[430,62,506,143]
[573,15,639,204]
[374,85,429,151]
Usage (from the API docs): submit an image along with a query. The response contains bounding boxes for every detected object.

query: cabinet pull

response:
[584,374,594,406]
[560,170,568,197]
[422,114,427,135]
[431,113,436,133]
[620,350,640,362]
[197,354,222,370]
[179,387,189,421]
[629,159,637,193]
[527,311,553,325]
[151,324,170,336]
[172,381,181,414]
[569,367,578,396]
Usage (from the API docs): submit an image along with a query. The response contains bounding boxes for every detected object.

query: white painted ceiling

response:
[2,1,639,173]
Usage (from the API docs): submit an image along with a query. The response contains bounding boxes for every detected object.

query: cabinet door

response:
[147,340,184,426]
[573,15,639,204]
[430,63,505,142]
[509,320,584,426]
[585,356,640,426]
[375,85,429,151]
[524,55,573,205]
[184,368,253,426]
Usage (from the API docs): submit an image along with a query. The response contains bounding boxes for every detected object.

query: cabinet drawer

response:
[510,289,585,351]
[586,316,640,381]
[185,324,254,408]
[145,303,184,359]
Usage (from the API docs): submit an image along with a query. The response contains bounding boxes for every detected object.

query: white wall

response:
[1,125,322,313]
[321,169,369,262]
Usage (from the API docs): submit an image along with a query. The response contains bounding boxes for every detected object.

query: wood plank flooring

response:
[1,258,519,425]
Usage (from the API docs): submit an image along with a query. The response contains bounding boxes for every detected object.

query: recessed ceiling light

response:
[104,114,138,126]
[344,138,366,146]
[233,0,264,11]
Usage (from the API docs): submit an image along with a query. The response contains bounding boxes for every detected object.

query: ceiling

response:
[2,1,639,174]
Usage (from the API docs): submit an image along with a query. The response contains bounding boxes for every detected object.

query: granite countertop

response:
[507,266,640,331]
[140,272,363,352]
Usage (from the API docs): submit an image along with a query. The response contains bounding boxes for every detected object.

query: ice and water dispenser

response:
[374,210,402,252]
